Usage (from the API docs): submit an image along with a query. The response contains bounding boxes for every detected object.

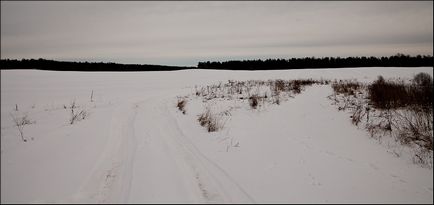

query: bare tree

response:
[10,113,35,142]
[69,100,88,124]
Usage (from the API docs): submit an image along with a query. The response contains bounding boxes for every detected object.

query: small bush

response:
[369,73,433,110]
[413,72,433,87]
[70,110,88,125]
[69,101,88,124]
[369,76,408,109]
[394,108,433,151]
[274,80,286,92]
[177,98,187,114]
[198,107,222,132]
[332,80,361,96]
[289,79,318,94]
[291,80,301,94]
[10,113,35,142]
[350,104,366,126]
[319,79,331,85]
[410,72,433,110]
[249,95,259,109]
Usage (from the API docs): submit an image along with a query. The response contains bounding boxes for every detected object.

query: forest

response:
[0,58,194,71]
[1,54,432,71]
[198,54,433,70]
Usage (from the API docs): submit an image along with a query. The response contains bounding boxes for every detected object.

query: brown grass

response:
[331,80,362,96]
[177,98,187,114]
[198,107,221,132]
[249,95,260,109]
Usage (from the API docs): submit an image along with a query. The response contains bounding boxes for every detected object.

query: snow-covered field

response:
[1,67,433,203]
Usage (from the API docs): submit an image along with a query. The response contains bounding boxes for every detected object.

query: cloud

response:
[1,1,432,66]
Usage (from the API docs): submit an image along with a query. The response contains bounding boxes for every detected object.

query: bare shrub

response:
[10,113,35,142]
[369,76,410,109]
[207,118,220,132]
[69,101,88,125]
[289,79,319,94]
[195,78,326,115]
[198,110,209,127]
[393,108,433,150]
[294,79,316,86]
[319,78,331,85]
[412,149,433,168]
[177,98,187,114]
[249,95,260,109]
[274,80,286,93]
[198,107,222,132]
[413,72,433,87]
[351,104,366,126]
[393,107,433,166]
[369,73,433,110]
[332,80,361,96]
[410,72,433,110]
[365,116,393,141]
[291,80,302,94]
[329,75,433,167]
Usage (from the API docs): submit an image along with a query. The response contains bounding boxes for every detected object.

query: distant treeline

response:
[0,58,195,71]
[198,54,433,70]
[1,54,433,71]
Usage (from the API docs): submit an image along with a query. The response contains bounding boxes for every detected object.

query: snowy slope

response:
[1,67,433,203]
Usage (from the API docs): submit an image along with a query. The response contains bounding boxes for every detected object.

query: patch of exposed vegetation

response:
[328,73,433,167]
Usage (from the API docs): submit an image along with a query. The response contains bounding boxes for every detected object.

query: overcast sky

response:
[1,1,433,66]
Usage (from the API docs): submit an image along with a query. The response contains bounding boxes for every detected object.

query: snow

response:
[1,67,433,203]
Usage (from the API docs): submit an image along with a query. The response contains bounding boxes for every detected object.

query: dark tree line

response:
[198,54,433,70]
[0,58,195,71]
[1,54,432,71]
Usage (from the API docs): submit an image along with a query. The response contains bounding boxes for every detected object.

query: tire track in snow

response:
[128,95,207,203]
[73,102,138,203]
[127,93,255,203]
[159,98,256,203]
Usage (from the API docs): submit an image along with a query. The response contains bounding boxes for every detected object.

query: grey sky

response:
[1,1,433,66]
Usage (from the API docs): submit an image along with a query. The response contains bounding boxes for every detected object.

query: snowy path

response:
[72,101,139,203]
[127,93,255,203]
